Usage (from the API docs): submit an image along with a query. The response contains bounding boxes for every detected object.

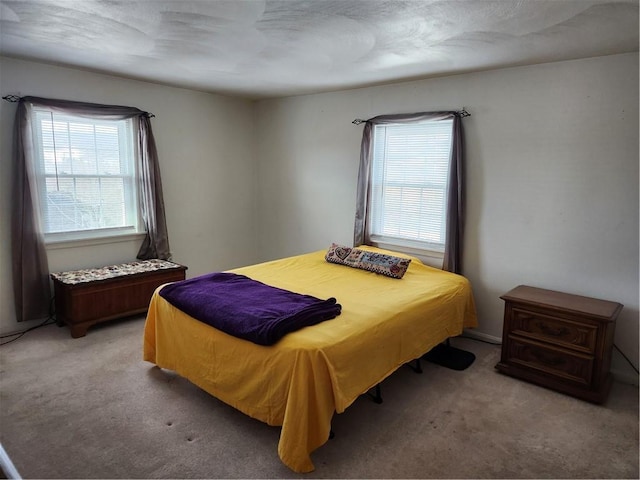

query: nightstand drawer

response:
[511,308,597,354]
[506,336,594,386]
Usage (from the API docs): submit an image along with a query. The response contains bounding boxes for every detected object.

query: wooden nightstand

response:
[495,285,621,404]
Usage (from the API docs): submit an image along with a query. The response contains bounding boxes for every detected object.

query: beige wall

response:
[1,53,638,380]
[0,56,259,335]
[254,53,639,377]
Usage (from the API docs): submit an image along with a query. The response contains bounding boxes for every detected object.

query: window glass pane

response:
[73,177,101,229]
[33,109,138,238]
[68,122,97,175]
[56,121,72,174]
[100,177,126,227]
[45,177,77,233]
[40,118,58,175]
[96,125,122,175]
[369,119,453,252]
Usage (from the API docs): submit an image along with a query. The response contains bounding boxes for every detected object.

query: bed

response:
[143,246,477,472]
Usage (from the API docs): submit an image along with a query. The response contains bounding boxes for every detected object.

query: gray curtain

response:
[135,116,170,260]
[11,96,170,322]
[11,100,50,322]
[443,115,464,274]
[353,111,465,274]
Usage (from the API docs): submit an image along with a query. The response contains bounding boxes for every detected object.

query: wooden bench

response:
[51,259,187,338]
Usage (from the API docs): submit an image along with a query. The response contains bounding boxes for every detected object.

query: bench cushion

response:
[51,259,181,285]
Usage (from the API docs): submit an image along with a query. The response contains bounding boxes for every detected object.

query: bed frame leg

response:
[408,358,423,374]
[367,384,383,404]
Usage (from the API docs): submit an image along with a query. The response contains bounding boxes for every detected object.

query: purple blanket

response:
[158,272,341,346]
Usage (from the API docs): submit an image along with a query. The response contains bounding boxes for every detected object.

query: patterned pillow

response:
[325,243,411,279]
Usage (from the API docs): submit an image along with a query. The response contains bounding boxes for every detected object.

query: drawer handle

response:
[530,350,566,367]
[535,321,569,337]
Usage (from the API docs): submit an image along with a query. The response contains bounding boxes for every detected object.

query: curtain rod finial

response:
[2,94,21,102]
[352,118,366,125]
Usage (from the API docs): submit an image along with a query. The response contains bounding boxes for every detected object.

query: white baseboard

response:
[0,443,21,479]
[611,368,639,386]
[461,329,502,345]
[462,330,639,387]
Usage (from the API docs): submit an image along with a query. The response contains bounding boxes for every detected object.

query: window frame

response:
[366,118,454,259]
[30,108,145,245]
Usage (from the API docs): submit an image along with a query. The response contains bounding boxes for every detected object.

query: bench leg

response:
[69,323,88,338]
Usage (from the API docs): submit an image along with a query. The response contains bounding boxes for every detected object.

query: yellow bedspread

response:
[143,246,477,472]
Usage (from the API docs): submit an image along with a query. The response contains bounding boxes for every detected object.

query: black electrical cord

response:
[0,318,56,346]
[614,344,639,375]
[0,297,57,346]
[460,332,638,375]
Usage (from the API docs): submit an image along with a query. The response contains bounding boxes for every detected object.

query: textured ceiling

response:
[1,0,638,99]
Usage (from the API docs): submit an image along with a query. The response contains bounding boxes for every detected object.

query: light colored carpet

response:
[0,316,638,479]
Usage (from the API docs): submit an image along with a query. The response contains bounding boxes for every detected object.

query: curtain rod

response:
[352,108,470,125]
[2,95,155,118]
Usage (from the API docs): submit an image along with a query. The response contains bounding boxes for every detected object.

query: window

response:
[368,118,453,254]
[31,109,142,242]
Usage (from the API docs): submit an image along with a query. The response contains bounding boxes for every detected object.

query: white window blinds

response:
[32,110,140,240]
[369,119,453,252]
